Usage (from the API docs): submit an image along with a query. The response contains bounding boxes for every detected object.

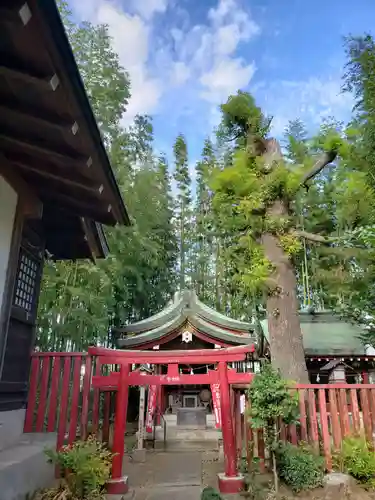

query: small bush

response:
[335,436,375,489]
[276,442,324,492]
[201,486,224,500]
[33,436,113,499]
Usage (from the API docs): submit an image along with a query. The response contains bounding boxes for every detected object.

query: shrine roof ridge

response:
[115,289,254,336]
[117,309,256,348]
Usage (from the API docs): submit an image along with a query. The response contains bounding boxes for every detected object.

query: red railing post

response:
[56,356,71,452]
[338,389,350,437]
[329,388,342,449]
[47,356,61,432]
[107,363,130,495]
[36,357,51,432]
[81,354,92,440]
[360,388,372,443]
[318,389,332,471]
[68,356,82,444]
[308,390,319,452]
[92,358,102,435]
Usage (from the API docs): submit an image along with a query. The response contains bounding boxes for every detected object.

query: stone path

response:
[124,451,205,499]
[130,485,202,500]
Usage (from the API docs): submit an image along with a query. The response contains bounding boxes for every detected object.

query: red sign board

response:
[145,385,157,432]
[211,383,221,429]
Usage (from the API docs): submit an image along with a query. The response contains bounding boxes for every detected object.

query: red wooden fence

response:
[23,352,117,449]
[24,352,375,474]
[235,384,375,472]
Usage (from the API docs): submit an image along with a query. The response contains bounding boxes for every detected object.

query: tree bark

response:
[260,139,309,383]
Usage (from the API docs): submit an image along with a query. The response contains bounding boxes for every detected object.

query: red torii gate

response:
[89,344,255,495]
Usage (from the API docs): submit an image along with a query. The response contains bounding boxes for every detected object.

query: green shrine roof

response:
[260,311,367,356]
[116,291,368,355]
[116,290,256,348]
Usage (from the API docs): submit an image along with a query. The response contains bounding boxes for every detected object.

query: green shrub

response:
[201,486,224,500]
[335,436,375,489]
[33,436,114,499]
[276,442,324,492]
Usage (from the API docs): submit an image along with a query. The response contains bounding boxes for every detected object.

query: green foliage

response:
[37,437,113,499]
[284,119,308,163]
[247,363,299,430]
[279,234,303,256]
[200,486,224,500]
[276,442,325,493]
[333,436,375,489]
[219,91,272,144]
[173,134,192,289]
[36,4,178,351]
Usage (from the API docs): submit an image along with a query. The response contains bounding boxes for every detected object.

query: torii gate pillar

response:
[217,361,245,494]
[106,364,130,495]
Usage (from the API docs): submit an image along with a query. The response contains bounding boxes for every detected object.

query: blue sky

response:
[69,0,375,172]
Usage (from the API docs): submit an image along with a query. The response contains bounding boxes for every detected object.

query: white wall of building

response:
[0,175,17,315]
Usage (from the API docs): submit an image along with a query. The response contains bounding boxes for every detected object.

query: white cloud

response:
[130,0,168,20]
[69,0,260,125]
[257,76,353,138]
[194,0,260,105]
[70,1,162,123]
[200,59,256,103]
[170,62,191,86]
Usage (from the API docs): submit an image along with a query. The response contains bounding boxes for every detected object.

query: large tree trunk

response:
[261,139,309,383]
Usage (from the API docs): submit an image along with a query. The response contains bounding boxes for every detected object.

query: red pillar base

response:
[218,472,244,494]
[106,475,129,495]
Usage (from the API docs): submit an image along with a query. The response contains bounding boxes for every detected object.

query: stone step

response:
[148,426,222,442]
[155,439,219,452]
[162,413,216,426]
[0,433,56,500]
[170,428,221,440]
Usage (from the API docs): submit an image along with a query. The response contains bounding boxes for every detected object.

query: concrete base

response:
[107,475,129,495]
[132,448,146,463]
[0,409,26,451]
[0,432,56,500]
[217,473,244,494]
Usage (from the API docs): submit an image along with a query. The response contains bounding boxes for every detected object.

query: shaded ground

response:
[123,449,374,500]
[125,451,202,488]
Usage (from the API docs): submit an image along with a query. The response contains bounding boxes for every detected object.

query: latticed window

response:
[14,249,38,313]
[12,243,42,321]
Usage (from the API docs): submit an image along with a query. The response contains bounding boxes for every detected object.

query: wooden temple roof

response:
[0,0,130,259]
[117,290,257,348]
[117,291,368,357]
[260,311,368,356]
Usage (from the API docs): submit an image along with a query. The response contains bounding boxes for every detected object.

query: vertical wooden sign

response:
[211,383,221,429]
[138,385,146,449]
[145,385,157,433]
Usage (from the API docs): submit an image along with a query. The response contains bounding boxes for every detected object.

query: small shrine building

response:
[116,290,258,416]
[116,290,375,416]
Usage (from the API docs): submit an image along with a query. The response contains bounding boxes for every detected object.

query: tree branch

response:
[292,230,336,244]
[301,150,337,185]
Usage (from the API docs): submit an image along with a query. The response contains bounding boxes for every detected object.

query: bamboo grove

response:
[36,3,375,380]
